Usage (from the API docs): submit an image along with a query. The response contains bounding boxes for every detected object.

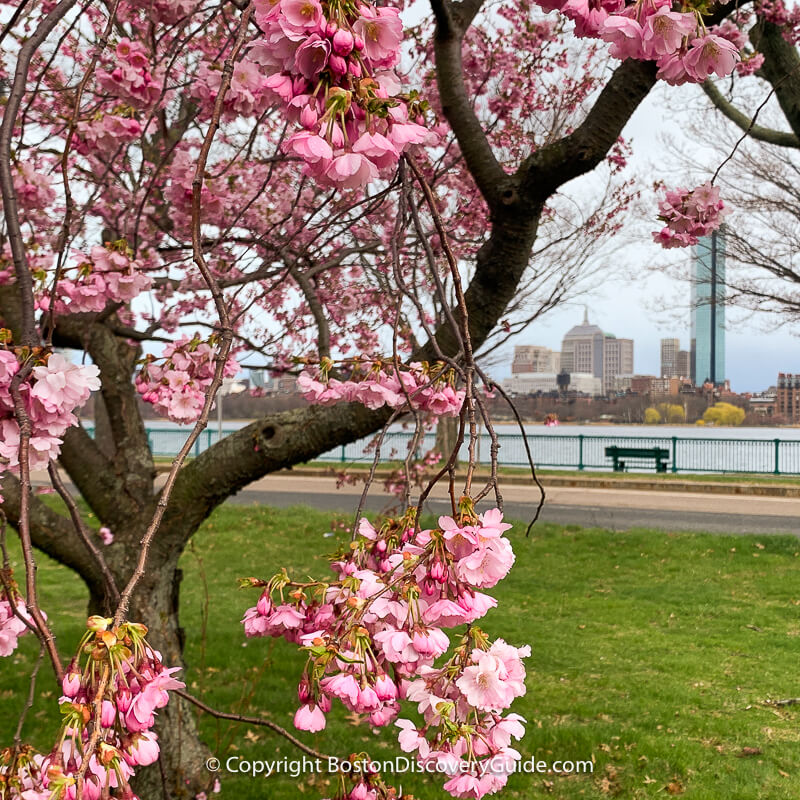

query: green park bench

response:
[605,446,670,473]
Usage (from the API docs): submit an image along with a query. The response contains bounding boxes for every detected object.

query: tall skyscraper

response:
[560,309,604,376]
[690,229,726,386]
[660,338,680,377]
[560,309,633,394]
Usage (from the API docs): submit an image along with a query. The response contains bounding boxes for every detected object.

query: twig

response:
[177,689,335,761]
[112,4,253,628]
[47,463,120,607]
[712,65,800,184]
[0,0,79,345]
[9,370,64,682]
[14,645,44,744]
[765,698,800,707]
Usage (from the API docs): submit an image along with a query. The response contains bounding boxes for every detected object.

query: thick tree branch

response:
[702,80,800,147]
[751,19,800,139]
[54,317,155,523]
[430,0,509,206]
[520,59,658,201]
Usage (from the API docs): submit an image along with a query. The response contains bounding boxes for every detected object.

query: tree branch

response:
[751,18,800,139]
[0,0,79,345]
[520,59,658,201]
[702,79,799,147]
[430,0,509,206]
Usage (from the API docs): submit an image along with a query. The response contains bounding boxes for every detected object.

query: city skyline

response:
[486,81,800,396]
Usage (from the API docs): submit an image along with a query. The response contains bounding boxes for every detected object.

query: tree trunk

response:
[435,416,460,467]
[122,551,212,799]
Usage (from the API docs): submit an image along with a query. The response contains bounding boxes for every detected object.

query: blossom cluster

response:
[298,361,465,416]
[96,38,162,108]
[135,335,239,423]
[53,242,153,314]
[651,181,728,248]
[757,0,800,46]
[537,0,753,84]
[0,616,185,800]
[0,350,100,476]
[13,162,56,212]
[247,0,434,188]
[73,113,145,158]
[242,501,527,799]
[0,590,32,658]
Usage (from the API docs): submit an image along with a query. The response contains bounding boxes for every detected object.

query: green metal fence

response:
[93,426,800,476]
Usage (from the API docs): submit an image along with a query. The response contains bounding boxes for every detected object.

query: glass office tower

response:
[690,229,726,386]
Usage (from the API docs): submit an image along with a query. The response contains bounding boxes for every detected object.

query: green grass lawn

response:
[3,506,800,798]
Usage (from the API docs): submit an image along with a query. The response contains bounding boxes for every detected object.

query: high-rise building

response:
[691,230,726,386]
[676,350,690,379]
[660,339,691,380]
[560,309,633,395]
[602,335,634,394]
[560,309,604,376]
[660,338,680,377]
[511,345,560,374]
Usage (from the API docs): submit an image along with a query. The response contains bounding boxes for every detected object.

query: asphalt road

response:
[226,475,800,536]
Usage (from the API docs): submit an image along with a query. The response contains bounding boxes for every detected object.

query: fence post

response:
[194,435,200,458]
[671,436,678,473]
[578,435,584,471]
[774,439,780,475]
[341,444,346,463]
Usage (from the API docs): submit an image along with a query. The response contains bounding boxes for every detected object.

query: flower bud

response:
[328,54,347,76]
[62,670,81,698]
[332,29,354,56]
[300,105,318,129]
[101,699,117,727]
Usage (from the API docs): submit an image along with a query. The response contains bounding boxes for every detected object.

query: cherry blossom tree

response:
[0,0,789,796]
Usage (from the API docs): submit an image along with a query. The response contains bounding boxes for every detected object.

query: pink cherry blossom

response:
[294,703,327,731]
[683,34,740,81]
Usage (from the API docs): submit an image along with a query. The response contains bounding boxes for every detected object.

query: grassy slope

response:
[3,506,800,798]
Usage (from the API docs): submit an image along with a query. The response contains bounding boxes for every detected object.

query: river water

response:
[117,419,800,475]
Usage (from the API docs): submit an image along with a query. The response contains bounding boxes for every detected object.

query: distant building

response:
[560,309,633,395]
[660,338,680,377]
[750,390,776,418]
[630,375,656,395]
[503,372,601,396]
[560,311,604,375]
[777,373,800,422]
[511,345,560,374]
[676,350,691,379]
[691,230,726,386]
[602,335,634,394]
[660,339,691,380]
[612,375,632,393]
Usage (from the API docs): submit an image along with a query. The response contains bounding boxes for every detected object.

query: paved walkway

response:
[228,475,800,535]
